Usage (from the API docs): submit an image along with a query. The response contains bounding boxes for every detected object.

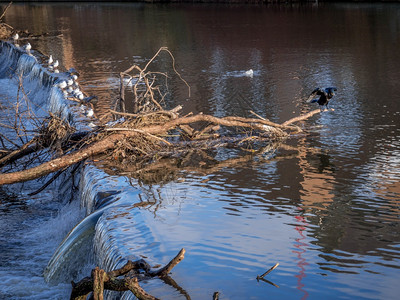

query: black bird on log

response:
[306,87,337,110]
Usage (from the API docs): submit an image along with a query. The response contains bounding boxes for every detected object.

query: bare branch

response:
[0,1,13,21]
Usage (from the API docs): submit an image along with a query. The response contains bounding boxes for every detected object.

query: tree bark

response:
[0,134,124,185]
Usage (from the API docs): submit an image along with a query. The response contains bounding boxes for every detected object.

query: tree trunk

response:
[0,134,124,185]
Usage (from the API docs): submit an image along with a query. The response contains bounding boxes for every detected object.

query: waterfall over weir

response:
[0,41,72,123]
[43,165,144,284]
[0,41,150,298]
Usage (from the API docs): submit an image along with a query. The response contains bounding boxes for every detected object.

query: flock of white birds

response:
[12,32,94,119]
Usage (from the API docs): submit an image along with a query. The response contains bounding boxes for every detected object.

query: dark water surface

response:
[1,2,400,299]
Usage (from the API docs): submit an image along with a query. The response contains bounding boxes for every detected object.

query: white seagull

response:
[86,108,94,117]
[75,91,84,100]
[25,43,32,54]
[73,88,81,96]
[12,33,19,43]
[58,81,67,89]
[48,55,53,65]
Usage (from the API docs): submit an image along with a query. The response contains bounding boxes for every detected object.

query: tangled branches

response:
[38,113,76,152]
[116,47,190,114]
[0,46,323,186]
[71,249,186,300]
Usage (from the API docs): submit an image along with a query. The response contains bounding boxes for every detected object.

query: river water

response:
[1,2,400,300]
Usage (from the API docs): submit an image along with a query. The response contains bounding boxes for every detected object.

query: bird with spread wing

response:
[306,87,337,111]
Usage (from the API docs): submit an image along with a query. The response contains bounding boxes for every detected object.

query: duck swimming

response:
[245,69,254,78]
[306,87,337,110]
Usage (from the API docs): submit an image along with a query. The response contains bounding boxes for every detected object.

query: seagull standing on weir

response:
[12,33,19,45]
[58,81,67,89]
[25,42,32,55]
[49,60,59,73]
[306,87,337,111]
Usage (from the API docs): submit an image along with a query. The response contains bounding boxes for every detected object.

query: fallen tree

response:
[0,45,323,185]
[0,107,321,185]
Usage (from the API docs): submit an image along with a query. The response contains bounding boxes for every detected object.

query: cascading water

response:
[0,40,160,299]
[43,165,143,283]
[0,41,102,298]
[0,41,72,123]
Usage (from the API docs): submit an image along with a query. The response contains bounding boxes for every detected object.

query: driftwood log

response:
[71,248,186,300]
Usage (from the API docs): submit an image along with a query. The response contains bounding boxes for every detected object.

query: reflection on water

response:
[2,2,400,299]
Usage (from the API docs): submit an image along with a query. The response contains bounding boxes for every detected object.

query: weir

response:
[0,41,151,298]
[0,41,72,122]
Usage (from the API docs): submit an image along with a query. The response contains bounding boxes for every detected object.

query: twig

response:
[0,137,37,166]
[249,110,269,121]
[150,248,186,277]
[0,132,20,148]
[256,263,279,280]
[27,167,67,196]
[157,47,191,97]
[117,47,190,115]
[0,1,12,21]
[110,106,180,119]
[104,128,172,146]
[107,259,149,278]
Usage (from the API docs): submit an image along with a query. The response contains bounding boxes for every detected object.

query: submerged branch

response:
[0,2,13,22]
[257,263,279,280]
[150,248,186,277]
[71,248,186,300]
